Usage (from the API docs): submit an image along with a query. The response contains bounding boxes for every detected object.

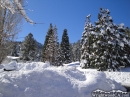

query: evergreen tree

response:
[80,14,96,68]
[94,8,130,71]
[80,8,130,71]
[21,33,36,61]
[61,29,71,64]
[42,24,53,62]
[53,25,62,66]
[45,24,55,64]
[42,24,62,66]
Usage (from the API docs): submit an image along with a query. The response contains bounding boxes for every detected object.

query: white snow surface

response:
[4,61,17,70]
[7,56,20,59]
[0,61,128,97]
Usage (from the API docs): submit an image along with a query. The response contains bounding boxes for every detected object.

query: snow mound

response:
[0,62,126,97]
[105,72,130,84]
[4,61,17,70]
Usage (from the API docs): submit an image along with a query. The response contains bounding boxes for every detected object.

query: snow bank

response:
[0,62,126,97]
[105,72,130,84]
[4,61,17,70]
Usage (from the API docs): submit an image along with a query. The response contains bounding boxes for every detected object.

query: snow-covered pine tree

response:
[61,29,71,64]
[21,33,36,61]
[80,14,96,68]
[94,8,130,71]
[94,8,128,71]
[42,29,50,62]
[93,8,112,70]
[53,25,62,66]
[80,8,130,71]
[116,24,130,67]
[42,23,58,65]
[124,27,130,67]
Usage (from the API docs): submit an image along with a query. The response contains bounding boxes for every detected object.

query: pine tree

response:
[80,14,96,68]
[61,29,71,64]
[80,8,130,71]
[42,24,53,62]
[45,24,54,64]
[53,25,62,66]
[93,8,128,71]
[42,24,61,65]
[21,33,36,61]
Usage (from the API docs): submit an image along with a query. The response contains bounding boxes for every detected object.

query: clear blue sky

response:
[17,0,130,44]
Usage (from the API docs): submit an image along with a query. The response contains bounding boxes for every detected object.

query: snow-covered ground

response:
[0,61,129,97]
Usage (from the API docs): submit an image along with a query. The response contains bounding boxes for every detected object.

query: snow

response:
[7,56,20,59]
[109,16,112,20]
[4,61,17,70]
[0,61,129,97]
[115,33,120,38]
[91,31,98,35]
[86,14,91,18]
[108,41,112,44]
[119,42,124,47]
[93,43,97,48]
[101,29,105,34]
[119,23,124,27]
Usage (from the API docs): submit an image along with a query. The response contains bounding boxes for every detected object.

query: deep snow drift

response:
[0,61,128,97]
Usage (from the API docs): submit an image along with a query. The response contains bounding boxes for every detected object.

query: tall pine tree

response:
[53,25,62,66]
[61,29,71,64]
[80,14,96,68]
[42,27,51,62]
[42,24,62,66]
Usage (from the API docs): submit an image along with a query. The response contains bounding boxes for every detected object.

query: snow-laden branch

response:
[0,0,34,24]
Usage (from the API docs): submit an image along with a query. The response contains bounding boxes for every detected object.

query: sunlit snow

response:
[0,61,128,97]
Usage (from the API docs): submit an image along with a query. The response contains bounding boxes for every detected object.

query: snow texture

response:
[7,56,20,60]
[0,61,128,97]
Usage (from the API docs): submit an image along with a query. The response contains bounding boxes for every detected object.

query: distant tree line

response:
[9,23,81,66]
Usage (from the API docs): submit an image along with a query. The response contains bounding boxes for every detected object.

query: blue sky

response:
[17,0,130,44]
